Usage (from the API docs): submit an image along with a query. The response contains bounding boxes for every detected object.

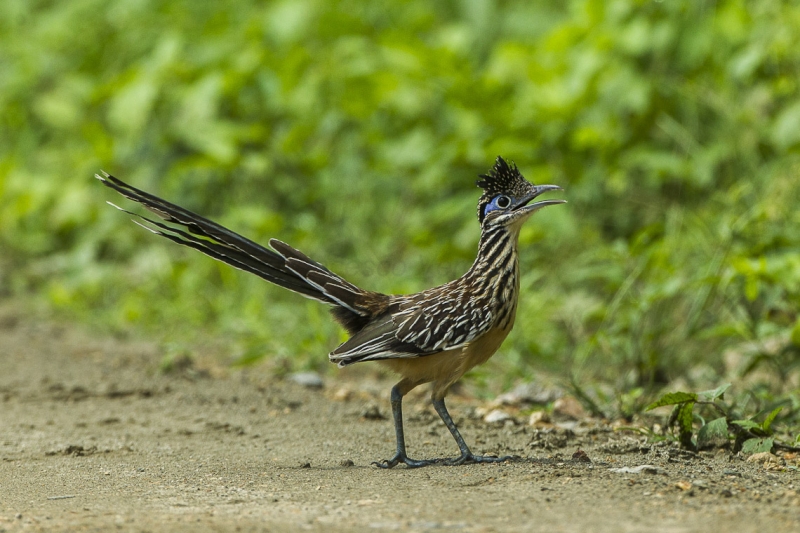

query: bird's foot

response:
[444,453,517,466]
[372,452,438,469]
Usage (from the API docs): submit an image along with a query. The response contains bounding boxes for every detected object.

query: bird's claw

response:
[372,452,518,468]
[372,453,438,469]
[444,453,517,466]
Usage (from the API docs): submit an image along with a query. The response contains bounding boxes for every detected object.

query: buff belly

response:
[379,319,514,399]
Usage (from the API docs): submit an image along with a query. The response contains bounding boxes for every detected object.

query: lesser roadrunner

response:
[98,157,565,468]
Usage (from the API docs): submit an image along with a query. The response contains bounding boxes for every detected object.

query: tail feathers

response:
[109,203,324,299]
[96,172,374,312]
[97,172,284,270]
[269,239,370,315]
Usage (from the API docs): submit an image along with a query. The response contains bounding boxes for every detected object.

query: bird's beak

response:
[514,185,566,214]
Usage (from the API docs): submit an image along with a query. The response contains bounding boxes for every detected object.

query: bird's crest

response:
[476,156,536,222]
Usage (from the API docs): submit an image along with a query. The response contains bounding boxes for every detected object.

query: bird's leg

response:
[372,379,435,469]
[432,397,514,465]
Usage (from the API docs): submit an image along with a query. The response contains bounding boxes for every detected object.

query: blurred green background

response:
[2,0,800,412]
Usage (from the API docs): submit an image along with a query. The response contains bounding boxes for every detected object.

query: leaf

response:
[677,402,695,449]
[697,383,731,402]
[744,276,759,301]
[731,419,760,431]
[645,392,698,411]
[771,100,800,149]
[696,417,729,448]
[792,318,800,346]
[760,407,783,434]
[741,437,774,454]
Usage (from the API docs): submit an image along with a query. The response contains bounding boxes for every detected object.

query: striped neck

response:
[464,224,521,330]
[466,224,520,282]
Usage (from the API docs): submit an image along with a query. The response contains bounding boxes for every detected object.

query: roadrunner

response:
[98,157,565,468]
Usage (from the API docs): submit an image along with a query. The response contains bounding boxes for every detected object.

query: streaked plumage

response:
[98,156,565,467]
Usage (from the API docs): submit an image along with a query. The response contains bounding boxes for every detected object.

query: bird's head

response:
[476,156,565,228]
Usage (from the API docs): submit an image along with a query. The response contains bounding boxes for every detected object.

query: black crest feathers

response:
[476,156,536,223]
[476,156,523,195]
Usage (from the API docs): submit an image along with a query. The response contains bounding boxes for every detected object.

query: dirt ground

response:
[1,310,798,533]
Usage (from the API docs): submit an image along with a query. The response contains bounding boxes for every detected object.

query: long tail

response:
[96,172,382,331]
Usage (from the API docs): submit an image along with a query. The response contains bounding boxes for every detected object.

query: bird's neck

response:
[467,225,520,280]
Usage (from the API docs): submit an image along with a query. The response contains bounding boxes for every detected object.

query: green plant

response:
[646,383,798,454]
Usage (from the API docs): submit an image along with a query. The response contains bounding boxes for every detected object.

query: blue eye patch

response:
[484,195,512,216]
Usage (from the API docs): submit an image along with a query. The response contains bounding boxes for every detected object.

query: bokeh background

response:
[2,0,799,416]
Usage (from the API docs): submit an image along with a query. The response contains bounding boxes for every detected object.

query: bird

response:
[97,156,565,468]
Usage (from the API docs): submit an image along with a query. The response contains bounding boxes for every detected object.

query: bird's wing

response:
[328,313,421,366]
[328,290,494,366]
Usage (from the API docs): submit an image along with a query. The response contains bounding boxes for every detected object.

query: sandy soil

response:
[0,311,798,532]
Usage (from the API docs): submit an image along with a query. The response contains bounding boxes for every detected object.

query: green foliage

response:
[645,391,698,410]
[672,402,697,449]
[732,406,783,436]
[696,417,729,449]
[647,385,794,453]
[644,384,736,446]
[740,437,775,454]
[698,383,732,403]
[1,0,800,406]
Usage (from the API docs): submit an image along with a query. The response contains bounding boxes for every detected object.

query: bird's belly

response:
[379,348,465,386]
[461,319,514,372]
[378,317,515,390]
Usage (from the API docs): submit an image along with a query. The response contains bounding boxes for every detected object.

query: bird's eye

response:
[483,194,514,218]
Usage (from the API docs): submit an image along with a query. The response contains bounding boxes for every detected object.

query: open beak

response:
[514,184,566,214]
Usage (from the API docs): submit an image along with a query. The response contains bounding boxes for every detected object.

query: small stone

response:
[289,372,324,389]
[333,387,353,401]
[528,411,550,426]
[675,480,693,491]
[572,449,591,463]
[339,459,355,467]
[360,403,385,420]
[491,382,563,407]
[552,397,586,420]
[609,465,666,475]
[746,452,781,465]
[483,409,512,424]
